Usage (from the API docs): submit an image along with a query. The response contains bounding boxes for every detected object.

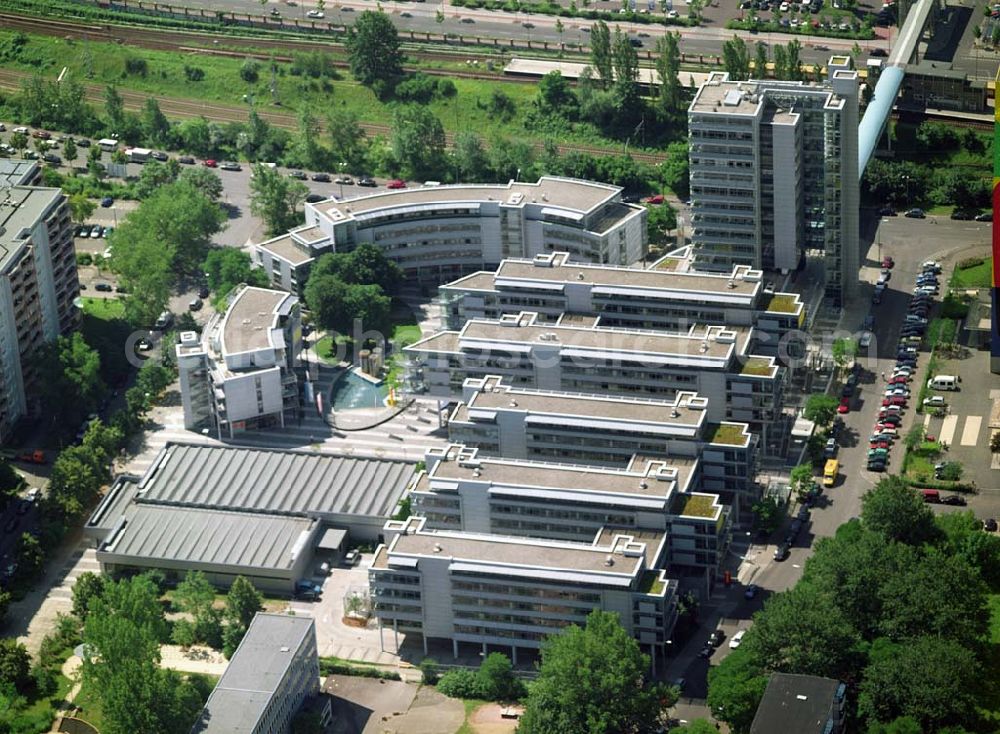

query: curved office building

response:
[252,177,648,293]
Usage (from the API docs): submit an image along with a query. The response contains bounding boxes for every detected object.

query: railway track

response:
[0,67,669,163]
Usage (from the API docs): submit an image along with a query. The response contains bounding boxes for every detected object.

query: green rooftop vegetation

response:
[707,423,747,446]
[672,493,718,518]
[741,358,774,377]
[637,570,666,596]
[763,293,800,314]
[653,258,680,271]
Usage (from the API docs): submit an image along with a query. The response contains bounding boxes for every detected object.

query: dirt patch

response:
[468,703,521,734]
[378,686,465,734]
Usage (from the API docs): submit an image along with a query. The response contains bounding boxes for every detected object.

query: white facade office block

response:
[404,311,784,432]
[370,515,679,664]
[688,60,859,305]
[412,443,732,582]
[252,178,648,293]
[438,251,805,359]
[0,161,79,444]
[447,376,759,518]
[176,286,301,438]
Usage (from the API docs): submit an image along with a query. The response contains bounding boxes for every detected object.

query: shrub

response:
[940,294,970,319]
[318,658,401,680]
[184,65,205,81]
[437,668,486,699]
[124,56,148,77]
[76,253,93,267]
[394,73,439,104]
[419,657,440,685]
[240,58,260,83]
[957,257,984,270]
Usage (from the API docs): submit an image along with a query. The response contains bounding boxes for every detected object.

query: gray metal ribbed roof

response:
[102,506,314,572]
[140,444,414,518]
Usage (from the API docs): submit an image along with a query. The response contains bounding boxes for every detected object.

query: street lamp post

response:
[338,161,347,198]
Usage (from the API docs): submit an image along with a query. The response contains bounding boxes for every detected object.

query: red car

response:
[882,396,907,407]
[881,256,894,269]
[31,129,51,140]
[387,179,407,189]
[888,375,909,384]
[203,159,217,168]
[870,439,890,449]
[837,397,851,414]
[644,194,665,205]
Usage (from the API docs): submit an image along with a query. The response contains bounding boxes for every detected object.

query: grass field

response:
[81,296,126,320]
[990,594,1000,644]
[951,258,993,289]
[0,28,658,151]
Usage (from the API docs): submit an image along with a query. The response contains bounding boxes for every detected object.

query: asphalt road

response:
[148,0,890,64]
[667,209,995,714]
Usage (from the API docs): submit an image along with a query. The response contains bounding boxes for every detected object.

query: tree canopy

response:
[249,163,309,236]
[803,393,838,425]
[346,11,404,92]
[32,332,105,430]
[391,105,447,182]
[518,610,671,734]
[861,476,940,546]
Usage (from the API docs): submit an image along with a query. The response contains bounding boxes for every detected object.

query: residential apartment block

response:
[688,58,859,305]
[191,613,330,734]
[176,285,301,438]
[0,160,79,444]
[370,515,679,668]
[447,376,759,517]
[412,443,732,584]
[404,311,784,440]
[438,250,805,358]
[252,177,647,293]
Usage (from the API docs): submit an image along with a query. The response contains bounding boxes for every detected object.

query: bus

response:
[823,459,839,487]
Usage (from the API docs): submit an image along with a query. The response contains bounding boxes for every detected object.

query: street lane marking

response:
[939,414,959,445]
[961,416,983,447]
[924,414,931,429]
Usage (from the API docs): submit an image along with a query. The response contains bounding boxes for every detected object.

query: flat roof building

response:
[448,376,759,519]
[191,613,329,734]
[176,285,301,438]
[404,310,784,435]
[688,61,859,305]
[0,168,79,444]
[438,250,805,358]
[87,443,415,592]
[749,674,847,734]
[370,515,678,668]
[252,177,647,294]
[411,443,731,585]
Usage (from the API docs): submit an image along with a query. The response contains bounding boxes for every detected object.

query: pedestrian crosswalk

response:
[922,412,985,447]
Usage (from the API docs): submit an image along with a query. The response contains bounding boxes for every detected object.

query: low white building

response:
[176,285,301,438]
[370,515,679,669]
[252,177,648,293]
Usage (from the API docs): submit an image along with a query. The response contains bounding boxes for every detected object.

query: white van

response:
[927,375,960,391]
[98,138,119,151]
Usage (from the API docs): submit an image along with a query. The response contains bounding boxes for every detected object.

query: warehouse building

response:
[191,613,330,734]
[252,177,647,292]
[370,515,679,670]
[86,444,415,593]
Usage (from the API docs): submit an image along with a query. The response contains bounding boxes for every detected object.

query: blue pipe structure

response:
[856,0,936,179]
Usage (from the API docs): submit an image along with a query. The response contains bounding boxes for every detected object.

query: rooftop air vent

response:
[509,400,518,408]
[604,555,614,566]
[577,273,585,280]
[433,543,442,553]
[671,409,680,418]
[639,480,648,489]
[699,342,709,353]
[280,646,290,653]
[727,280,736,289]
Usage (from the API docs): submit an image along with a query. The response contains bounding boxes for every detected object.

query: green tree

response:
[903,424,925,451]
[478,652,525,702]
[135,158,181,199]
[742,585,862,678]
[518,610,670,734]
[72,571,107,621]
[327,109,369,172]
[9,130,28,157]
[653,32,682,120]
[785,40,803,81]
[33,332,105,429]
[772,43,789,80]
[537,71,578,118]
[673,720,720,734]
[346,11,404,91]
[174,571,216,619]
[63,136,77,164]
[707,647,767,734]
[861,476,939,546]
[309,245,402,292]
[179,167,224,203]
[14,532,45,582]
[753,41,768,77]
[610,27,640,131]
[858,637,978,730]
[0,459,22,509]
[453,131,490,181]
[751,496,784,535]
[803,394,838,425]
[589,20,613,88]
[789,463,815,502]
[225,576,263,630]
[203,248,268,299]
[831,338,856,370]
[249,163,309,235]
[47,445,103,519]
[646,203,677,246]
[0,639,32,694]
[391,105,447,181]
[293,105,322,171]
[419,658,440,685]
[68,192,95,225]
[722,36,751,80]
[104,85,125,134]
[142,97,171,148]
[305,278,392,336]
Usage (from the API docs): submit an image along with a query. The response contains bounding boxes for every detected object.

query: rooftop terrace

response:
[220,286,292,355]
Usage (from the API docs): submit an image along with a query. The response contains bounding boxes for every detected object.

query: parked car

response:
[904,208,926,219]
[387,179,407,189]
[774,543,790,561]
[878,206,896,218]
[220,161,241,171]
[100,196,113,207]
[305,193,325,204]
[729,630,747,648]
[950,209,975,220]
[923,396,946,407]
[743,584,759,600]
[824,438,838,458]
[975,212,992,222]
[178,156,195,165]
[838,397,850,414]
[335,176,354,185]
[357,176,377,187]
[288,170,307,180]
[151,150,168,161]
[311,172,331,182]
[709,629,725,646]
[985,518,999,532]
[188,298,203,311]
[942,494,967,506]
[202,159,217,168]
[94,283,113,292]
[307,8,324,16]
